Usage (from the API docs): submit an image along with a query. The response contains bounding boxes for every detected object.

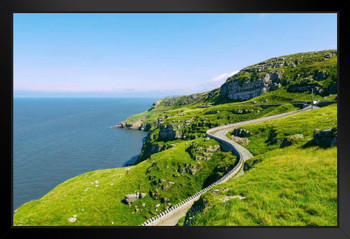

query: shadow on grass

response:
[202,173,220,188]
[201,163,236,189]
[123,154,140,167]
[301,139,334,149]
[265,128,280,146]
[302,140,317,149]
[210,95,243,105]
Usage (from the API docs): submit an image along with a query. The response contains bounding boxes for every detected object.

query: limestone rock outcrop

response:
[219,50,337,101]
[158,125,181,141]
[149,99,162,111]
[280,134,304,148]
[124,192,147,204]
[232,128,252,137]
[313,128,337,148]
[114,121,151,131]
[219,71,284,101]
[204,110,220,115]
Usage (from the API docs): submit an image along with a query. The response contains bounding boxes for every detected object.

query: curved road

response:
[143,106,314,226]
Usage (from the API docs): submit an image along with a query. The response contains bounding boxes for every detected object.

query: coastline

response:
[13,98,152,210]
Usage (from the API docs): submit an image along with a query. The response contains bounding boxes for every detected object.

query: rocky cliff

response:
[220,50,337,101]
[114,121,151,131]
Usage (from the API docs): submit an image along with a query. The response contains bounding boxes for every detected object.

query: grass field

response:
[184,104,337,226]
[13,138,237,226]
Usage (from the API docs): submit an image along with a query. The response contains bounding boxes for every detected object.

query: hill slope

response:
[13,138,237,226]
[220,50,337,101]
[183,104,337,226]
[115,50,337,132]
[13,50,337,226]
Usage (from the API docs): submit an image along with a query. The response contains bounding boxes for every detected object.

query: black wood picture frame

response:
[1,0,350,238]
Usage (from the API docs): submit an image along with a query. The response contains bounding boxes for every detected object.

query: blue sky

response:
[13,13,337,98]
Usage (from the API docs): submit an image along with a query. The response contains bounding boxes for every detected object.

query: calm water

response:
[13,97,156,210]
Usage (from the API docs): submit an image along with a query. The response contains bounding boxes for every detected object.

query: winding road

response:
[141,106,314,226]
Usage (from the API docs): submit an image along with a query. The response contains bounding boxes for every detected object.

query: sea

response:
[13,97,157,210]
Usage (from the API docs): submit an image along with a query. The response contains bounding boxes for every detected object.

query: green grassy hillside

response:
[118,50,337,137]
[184,104,337,226]
[14,50,337,226]
[13,138,237,226]
[137,103,302,162]
[221,50,337,100]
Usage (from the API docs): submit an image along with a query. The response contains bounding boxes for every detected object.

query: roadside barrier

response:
[140,136,244,226]
[140,106,313,226]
